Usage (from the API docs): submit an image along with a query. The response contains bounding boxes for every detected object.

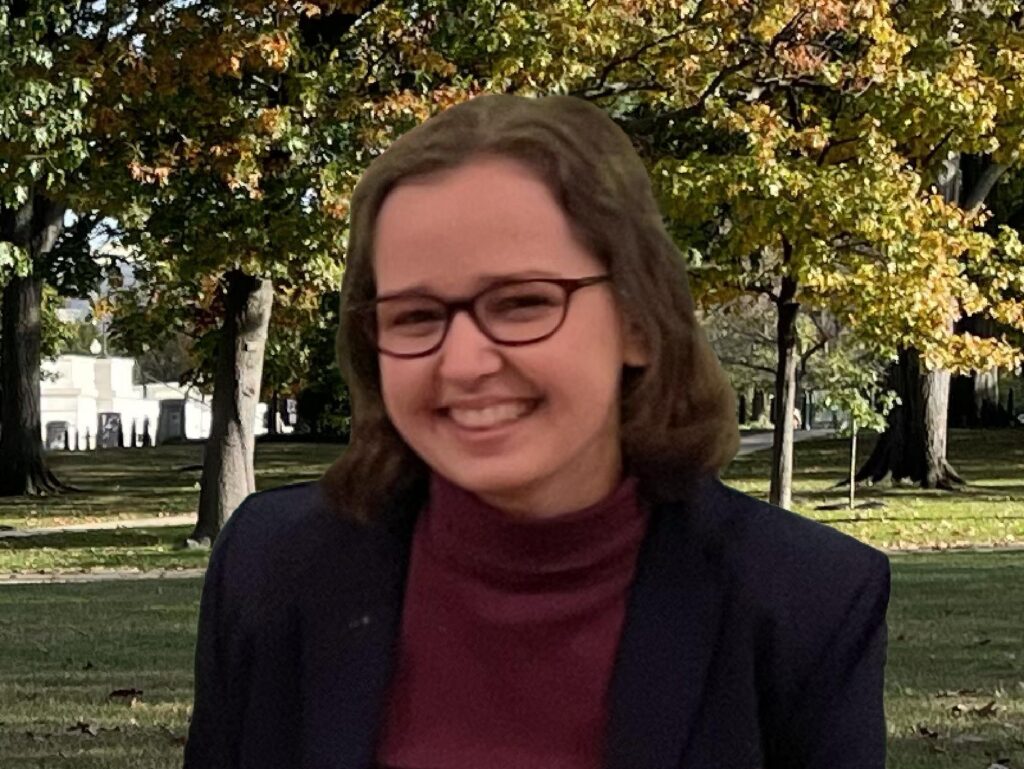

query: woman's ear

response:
[621,313,650,368]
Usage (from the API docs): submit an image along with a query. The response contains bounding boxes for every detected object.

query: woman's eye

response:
[494,294,556,312]
[393,310,443,326]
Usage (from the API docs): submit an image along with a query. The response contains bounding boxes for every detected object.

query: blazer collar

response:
[604,473,729,768]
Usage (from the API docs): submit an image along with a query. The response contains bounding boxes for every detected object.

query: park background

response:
[1,1,1023,767]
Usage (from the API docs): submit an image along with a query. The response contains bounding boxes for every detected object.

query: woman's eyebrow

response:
[378,270,563,298]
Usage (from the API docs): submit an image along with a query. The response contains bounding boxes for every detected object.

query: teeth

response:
[448,400,535,429]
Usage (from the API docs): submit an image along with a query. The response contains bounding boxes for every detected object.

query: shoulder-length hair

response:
[321,92,738,524]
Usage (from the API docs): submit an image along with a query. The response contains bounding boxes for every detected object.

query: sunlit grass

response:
[723,429,1024,549]
[0,442,341,530]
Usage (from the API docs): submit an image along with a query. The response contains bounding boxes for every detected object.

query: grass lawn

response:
[724,428,1024,550]
[1,429,1021,575]
[0,442,339,531]
[0,528,206,575]
[0,553,1021,768]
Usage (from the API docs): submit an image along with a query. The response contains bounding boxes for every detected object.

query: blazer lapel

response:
[298,498,419,769]
[604,476,729,769]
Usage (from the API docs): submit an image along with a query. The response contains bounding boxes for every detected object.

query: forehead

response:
[372,154,600,294]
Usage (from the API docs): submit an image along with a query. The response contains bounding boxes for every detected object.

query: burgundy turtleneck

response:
[374,471,650,769]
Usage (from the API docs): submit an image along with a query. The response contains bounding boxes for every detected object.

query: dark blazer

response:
[184,473,890,769]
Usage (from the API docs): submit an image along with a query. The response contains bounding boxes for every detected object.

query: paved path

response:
[736,428,830,456]
[0,568,206,585]
[0,514,196,539]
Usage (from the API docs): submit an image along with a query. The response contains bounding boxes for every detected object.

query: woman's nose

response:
[436,308,503,381]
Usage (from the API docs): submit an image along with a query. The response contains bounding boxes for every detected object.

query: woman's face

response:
[373,154,647,518]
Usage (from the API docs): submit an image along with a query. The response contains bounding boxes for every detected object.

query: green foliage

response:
[817,343,897,437]
[0,1,92,207]
[39,285,77,360]
[0,241,29,278]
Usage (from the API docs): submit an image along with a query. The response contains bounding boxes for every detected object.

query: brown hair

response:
[321,92,738,523]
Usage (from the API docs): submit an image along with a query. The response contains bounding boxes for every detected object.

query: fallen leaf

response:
[973,700,999,718]
[108,687,143,700]
[66,721,97,736]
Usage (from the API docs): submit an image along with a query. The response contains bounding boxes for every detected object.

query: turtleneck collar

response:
[421,471,648,587]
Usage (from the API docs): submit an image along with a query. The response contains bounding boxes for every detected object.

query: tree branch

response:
[785,85,802,129]
[588,26,691,93]
[718,356,778,375]
[578,80,671,101]
[799,336,829,366]
[963,158,1009,210]
[922,128,955,170]
[817,135,861,166]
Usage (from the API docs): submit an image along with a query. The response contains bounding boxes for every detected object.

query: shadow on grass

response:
[791,486,1024,503]
[0,444,339,526]
[0,528,194,552]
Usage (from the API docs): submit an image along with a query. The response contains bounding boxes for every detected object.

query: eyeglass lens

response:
[375,281,568,356]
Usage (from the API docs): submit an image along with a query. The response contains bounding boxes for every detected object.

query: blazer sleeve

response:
[776,552,891,768]
[183,508,253,769]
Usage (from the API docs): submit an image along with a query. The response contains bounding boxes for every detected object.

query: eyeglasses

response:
[352,275,612,358]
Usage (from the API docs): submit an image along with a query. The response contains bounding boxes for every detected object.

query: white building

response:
[40,354,287,449]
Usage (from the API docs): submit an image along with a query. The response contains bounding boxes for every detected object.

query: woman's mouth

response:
[441,399,542,431]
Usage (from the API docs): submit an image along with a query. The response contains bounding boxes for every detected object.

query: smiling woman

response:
[366,155,650,518]
[184,94,891,769]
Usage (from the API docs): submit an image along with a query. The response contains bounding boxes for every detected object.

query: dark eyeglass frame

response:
[351,275,613,359]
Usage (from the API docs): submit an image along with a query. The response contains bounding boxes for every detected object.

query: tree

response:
[569,0,1024,504]
[846,2,1024,487]
[705,296,840,427]
[99,1,403,539]
[0,1,101,494]
[950,165,1024,426]
[817,341,896,509]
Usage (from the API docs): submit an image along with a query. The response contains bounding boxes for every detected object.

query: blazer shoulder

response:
[689,479,890,621]
[216,480,369,554]
[206,482,385,616]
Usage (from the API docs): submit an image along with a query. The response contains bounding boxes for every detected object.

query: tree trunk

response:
[856,349,964,488]
[974,367,1001,426]
[268,392,279,434]
[917,152,962,486]
[751,389,765,421]
[0,276,64,494]
[950,314,1001,427]
[769,275,799,509]
[848,422,857,510]
[0,195,67,496]
[192,270,274,542]
[922,367,960,488]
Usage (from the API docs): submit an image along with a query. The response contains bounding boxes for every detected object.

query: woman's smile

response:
[444,398,540,429]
